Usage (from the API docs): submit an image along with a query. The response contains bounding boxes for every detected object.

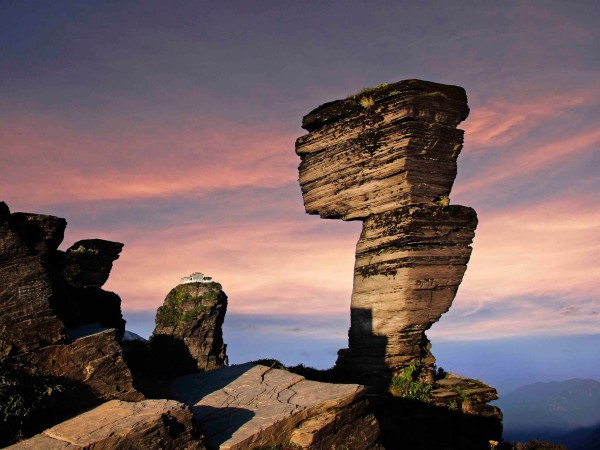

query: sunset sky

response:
[2,1,598,392]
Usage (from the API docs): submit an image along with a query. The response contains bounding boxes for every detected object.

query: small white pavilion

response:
[179,272,213,284]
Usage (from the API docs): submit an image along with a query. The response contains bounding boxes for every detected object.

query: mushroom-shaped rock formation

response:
[295,80,478,389]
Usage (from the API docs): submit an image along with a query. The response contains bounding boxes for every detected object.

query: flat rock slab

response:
[8,399,203,449]
[170,363,373,449]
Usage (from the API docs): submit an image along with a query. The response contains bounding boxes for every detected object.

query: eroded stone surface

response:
[430,376,502,419]
[0,201,140,432]
[170,363,379,450]
[337,205,477,385]
[0,203,66,356]
[296,79,469,220]
[8,399,204,449]
[18,329,141,401]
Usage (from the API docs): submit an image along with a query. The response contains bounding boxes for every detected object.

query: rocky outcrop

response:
[0,201,140,422]
[295,80,479,388]
[429,376,501,419]
[7,399,204,449]
[170,363,380,450]
[18,329,139,402]
[0,203,66,356]
[152,281,228,375]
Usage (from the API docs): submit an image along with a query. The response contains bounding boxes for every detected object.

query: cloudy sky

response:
[2,1,598,390]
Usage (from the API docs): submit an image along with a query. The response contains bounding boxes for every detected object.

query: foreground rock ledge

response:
[170,363,380,450]
[8,399,203,450]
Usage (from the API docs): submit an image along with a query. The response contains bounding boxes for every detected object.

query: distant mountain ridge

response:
[497,378,600,446]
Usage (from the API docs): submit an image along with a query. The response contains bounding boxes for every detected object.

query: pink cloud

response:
[99,217,361,316]
[0,115,298,205]
[462,89,594,149]
[455,125,600,197]
[461,196,600,302]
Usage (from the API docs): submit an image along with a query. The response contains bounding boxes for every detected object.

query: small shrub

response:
[359,96,375,108]
[250,359,286,370]
[0,358,63,443]
[433,364,447,380]
[389,361,432,402]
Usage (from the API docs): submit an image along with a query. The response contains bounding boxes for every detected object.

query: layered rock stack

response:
[152,281,228,375]
[0,201,140,404]
[295,80,477,388]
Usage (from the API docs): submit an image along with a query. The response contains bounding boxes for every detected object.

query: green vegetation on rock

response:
[389,361,432,402]
[155,282,223,331]
[0,357,63,443]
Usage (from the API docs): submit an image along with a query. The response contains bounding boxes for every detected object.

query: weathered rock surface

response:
[0,202,66,356]
[0,201,140,434]
[152,281,228,374]
[18,329,141,401]
[170,363,380,450]
[337,205,477,385]
[7,399,204,449]
[430,376,502,419]
[296,79,469,221]
[295,80,484,391]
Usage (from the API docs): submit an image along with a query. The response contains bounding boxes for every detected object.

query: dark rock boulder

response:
[0,202,66,356]
[0,201,141,442]
[62,239,124,289]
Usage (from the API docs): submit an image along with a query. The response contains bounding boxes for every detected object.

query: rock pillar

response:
[295,80,476,387]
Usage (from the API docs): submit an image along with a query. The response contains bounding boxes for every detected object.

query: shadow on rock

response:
[372,395,502,450]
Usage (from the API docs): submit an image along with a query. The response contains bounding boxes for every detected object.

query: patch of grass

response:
[70,245,99,255]
[0,358,63,444]
[389,361,432,402]
[421,91,449,100]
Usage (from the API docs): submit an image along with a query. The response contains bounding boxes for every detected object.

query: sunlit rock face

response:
[295,80,477,388]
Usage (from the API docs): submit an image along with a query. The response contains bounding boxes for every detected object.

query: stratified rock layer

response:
[0,203,66,356]
[0,201,140,410]
[7,399,204,450]
[170,363,380,450]
[337,205,477,385]
[295,80,478,388]
[152,282,228,374]
[296,80,469,220]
